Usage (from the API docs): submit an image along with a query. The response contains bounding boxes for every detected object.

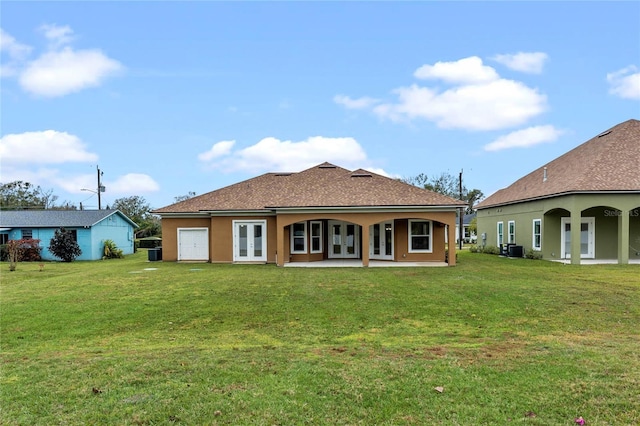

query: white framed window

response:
[508,220,516,244]
[497,222,504,246]
[408,220,432,253]
[310,221,322,253]
[291,222,307,254]
[532,219,541,250]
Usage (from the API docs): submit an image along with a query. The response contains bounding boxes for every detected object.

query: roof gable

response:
[155,163,467,213]
[0,209,138,228]
[477,119,640,209]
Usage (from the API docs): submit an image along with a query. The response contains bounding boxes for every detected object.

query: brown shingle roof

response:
[476,119,640,209]
[155,162,466,213]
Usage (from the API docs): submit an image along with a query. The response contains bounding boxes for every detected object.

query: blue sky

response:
[1,1,639,210]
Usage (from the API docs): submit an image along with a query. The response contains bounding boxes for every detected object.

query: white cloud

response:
[198,140,236,161]
[0,28,32,57]
[374,79,547,131]
[333,94,380,109]
[0,129,158,200]
[492,52,548,74]
[342,56,547,131]
[0,28,32,77]
[607,66,640,100]
[39,24,74,49]
[414,56,499,84]
[51,172,159,195]
[19,47,123,97]
[105,173,160,194]
[483,125,564,152]
[199,135,377,174]
[0,130,98,165]
[1,25,123,96]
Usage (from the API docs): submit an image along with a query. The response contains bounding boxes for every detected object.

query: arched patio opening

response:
[276,212,456,266]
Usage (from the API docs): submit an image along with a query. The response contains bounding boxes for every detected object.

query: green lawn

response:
[1,251,638,425]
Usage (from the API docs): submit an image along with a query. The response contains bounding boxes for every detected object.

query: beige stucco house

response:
[476,119,640,264]
[154,163,467,266]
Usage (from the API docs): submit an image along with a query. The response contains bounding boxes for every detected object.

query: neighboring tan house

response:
[0,209,137,261]
[154,162,467,266]
[476,119,640,264]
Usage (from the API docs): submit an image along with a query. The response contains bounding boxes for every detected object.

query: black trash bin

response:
[148,248,162,261]
[508,245,524,258]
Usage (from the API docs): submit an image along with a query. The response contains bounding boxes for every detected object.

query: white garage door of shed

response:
[178,228,209,261]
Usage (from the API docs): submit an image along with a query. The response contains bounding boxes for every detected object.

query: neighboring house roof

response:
[461,213,476,225]
[155,162,467,214]
[477,119,640,209]
[0,209,138,228]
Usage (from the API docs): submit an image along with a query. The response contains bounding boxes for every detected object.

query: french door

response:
[561,217,594,259]
[328,220,359,259]
[370,222,393,260]
[233,220,266,262]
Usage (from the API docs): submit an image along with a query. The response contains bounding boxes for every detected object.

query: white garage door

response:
[178,228,209,261]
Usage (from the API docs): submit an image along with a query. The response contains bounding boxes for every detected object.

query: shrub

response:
[482,245,501,255]
[103,239,124,259]
[525,249,543,260]
[48,228,81,262]
[6,239,41,271]
[0,244,8,261]
[468,245,500,255]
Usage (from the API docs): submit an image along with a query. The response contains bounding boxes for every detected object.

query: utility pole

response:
[97,165,105,210]
[459,169,464,251]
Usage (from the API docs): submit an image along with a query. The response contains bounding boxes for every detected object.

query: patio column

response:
[570,210,581,265]
[276,217,285,267]
[618,210,630,265]
[361,225,370,267]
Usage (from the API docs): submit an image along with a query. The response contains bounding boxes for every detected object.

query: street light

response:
[80,165,106,209]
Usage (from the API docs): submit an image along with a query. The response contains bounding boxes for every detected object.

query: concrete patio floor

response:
[550,259,640,265]
[283,260,448,267]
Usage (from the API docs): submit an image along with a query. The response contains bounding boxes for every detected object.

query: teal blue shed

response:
[0,209,138,261]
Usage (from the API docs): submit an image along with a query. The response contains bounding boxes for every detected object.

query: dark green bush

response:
[468,245,500,255]
[482,245,501,255]
[525,248,543,260]
[49,229,81,262]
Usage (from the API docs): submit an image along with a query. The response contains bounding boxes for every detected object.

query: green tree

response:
[463,188,485,214]
[0,181,77,210]
[469,217,478,236]
[111,196,152,224]
[401,172,484,214]
[174,191,196,203]
[0,181,56,210]
[136,215,161,238]
[111,196,161,238]
[48,228,82,262]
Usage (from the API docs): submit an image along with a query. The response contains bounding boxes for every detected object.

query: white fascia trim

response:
[205,210,276,217]
[158,210,276,218]
[155,212,211,219]
[272,206,462,214]
[477,190,640,210]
